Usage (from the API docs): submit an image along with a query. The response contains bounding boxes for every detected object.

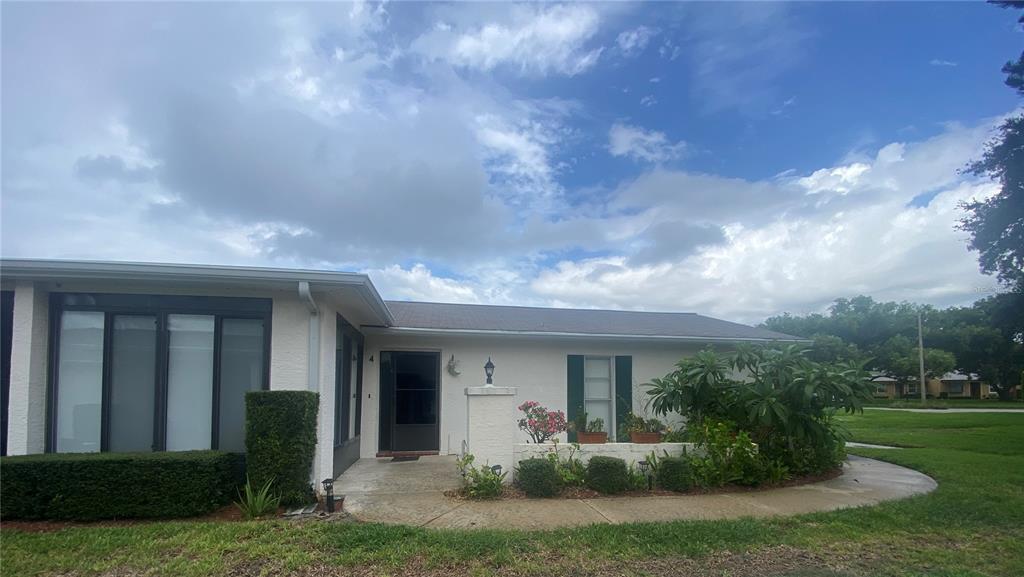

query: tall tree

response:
[958,1,1024,291]
[765,295,1024,400]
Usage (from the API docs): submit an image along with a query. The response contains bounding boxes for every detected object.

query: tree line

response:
[762,294,1024,400]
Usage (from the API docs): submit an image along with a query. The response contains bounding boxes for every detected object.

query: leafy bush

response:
[456,453,506,499]
[516,458,561,497]
[764,458,792,484]
[688,420,766,487]
[661,428,688,443]
[235,476,280,519]
[656,456,693,492]
[1,451,244,520]
[585,456,629,494]
[619,411,666,438]
[586,418,605,433]
[545,441,586,487]
[644,345,872,480]
[517,401,568,443]
[245,390,319,507]
[626,463,648,490]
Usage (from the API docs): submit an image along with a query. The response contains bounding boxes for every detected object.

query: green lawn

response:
[3,411,1024,576]
[865,398,1024,409]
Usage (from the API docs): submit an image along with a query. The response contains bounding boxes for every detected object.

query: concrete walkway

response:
[865,407,1024,413]
[336,455,936,530]
[846,441,901,449]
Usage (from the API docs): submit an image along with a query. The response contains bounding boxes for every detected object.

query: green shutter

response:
[567,355,584,442]
[615,356,633,441]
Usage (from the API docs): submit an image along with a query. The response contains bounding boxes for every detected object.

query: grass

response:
[865,397,1024,409]
[4,411,1024,576]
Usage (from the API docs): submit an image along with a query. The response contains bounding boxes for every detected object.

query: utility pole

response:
[918,310,927,404]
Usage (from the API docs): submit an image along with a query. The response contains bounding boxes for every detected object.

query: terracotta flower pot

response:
[630,431,662,444]
[577,431,608,444]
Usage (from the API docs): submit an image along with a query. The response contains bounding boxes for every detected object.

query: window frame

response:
[46,293,272,454]
[583,355,615,435]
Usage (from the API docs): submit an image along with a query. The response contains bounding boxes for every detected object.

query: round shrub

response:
[656,456,693,492]
[516,458,561,497]
[585,456,629,494]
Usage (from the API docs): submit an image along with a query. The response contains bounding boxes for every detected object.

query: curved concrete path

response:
[337,455,936,529]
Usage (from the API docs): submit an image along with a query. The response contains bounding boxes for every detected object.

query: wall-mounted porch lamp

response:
[484,357,495,385]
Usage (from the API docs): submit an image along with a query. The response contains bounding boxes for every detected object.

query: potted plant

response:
[621,412,665,444]
[577,417,608,444]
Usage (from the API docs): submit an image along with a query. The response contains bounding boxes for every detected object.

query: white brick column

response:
[8,281,49,455]
[464,384,518,481]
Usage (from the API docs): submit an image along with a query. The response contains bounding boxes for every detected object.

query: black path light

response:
[321,478,335,513]
[490,464,503,476]
[484,357,495,385]
[638,460,652,490]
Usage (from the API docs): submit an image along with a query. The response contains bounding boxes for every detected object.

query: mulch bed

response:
[445,466,843,501]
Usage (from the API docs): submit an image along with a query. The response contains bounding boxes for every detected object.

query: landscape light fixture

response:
[484,357,495,384]
[321,478,335,513]
[638,460,652,490]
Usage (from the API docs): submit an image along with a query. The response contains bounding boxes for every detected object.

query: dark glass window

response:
[108,316,157,452]
[49,293,270,453]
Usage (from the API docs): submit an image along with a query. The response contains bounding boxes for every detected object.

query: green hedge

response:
[585,456,629,494]
[245,390,319,507]
[0,451,244,520]
[656,456,693,492]
[516,458,561,497]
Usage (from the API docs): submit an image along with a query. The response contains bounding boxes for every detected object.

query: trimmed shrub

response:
[585,456,629,494]
[245,390,319,507]
[0,451,244,520]
[656,457,693,492]
[516,457,561,497]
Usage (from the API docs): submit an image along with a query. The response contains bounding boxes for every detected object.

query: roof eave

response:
[362,325,811,343]
[0,258,396,326]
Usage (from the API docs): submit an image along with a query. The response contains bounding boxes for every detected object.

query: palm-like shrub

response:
[644,345,873,476]
[235,476,281,519]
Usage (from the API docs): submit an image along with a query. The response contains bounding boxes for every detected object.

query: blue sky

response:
[1,2,1020,323]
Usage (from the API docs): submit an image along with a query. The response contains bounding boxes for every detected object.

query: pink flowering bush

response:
[517,401,568,443]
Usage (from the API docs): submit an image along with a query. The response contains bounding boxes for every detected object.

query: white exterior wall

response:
[360,332,706,459]
[6,281,49,455]
[269,296,312,391]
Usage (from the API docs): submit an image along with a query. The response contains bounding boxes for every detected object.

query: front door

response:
[379,351,440,452]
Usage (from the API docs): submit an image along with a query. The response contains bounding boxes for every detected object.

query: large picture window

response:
[49,293,270,454]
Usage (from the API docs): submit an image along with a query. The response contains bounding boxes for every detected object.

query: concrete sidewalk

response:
[336,455,937,530]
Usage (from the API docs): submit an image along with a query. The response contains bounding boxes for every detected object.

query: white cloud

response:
[421,4,604,76]
[474,112,566,211]
[640,95,657,107]
[608,123,685,163]
[616,26,656,57]
[930,59,958,67]
[798,163,871,195]
[367,264,483,304]
[0,3,1009,328]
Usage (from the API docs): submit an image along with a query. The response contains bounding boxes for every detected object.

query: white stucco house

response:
[0,259,803,489]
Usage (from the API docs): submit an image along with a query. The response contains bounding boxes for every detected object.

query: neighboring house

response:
[0,259,803,488]
[872,372,990,399]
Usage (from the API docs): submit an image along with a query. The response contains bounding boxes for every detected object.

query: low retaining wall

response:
[512,442,699,480]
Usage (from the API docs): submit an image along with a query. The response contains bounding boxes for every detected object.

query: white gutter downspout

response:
[298,282,320,392]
